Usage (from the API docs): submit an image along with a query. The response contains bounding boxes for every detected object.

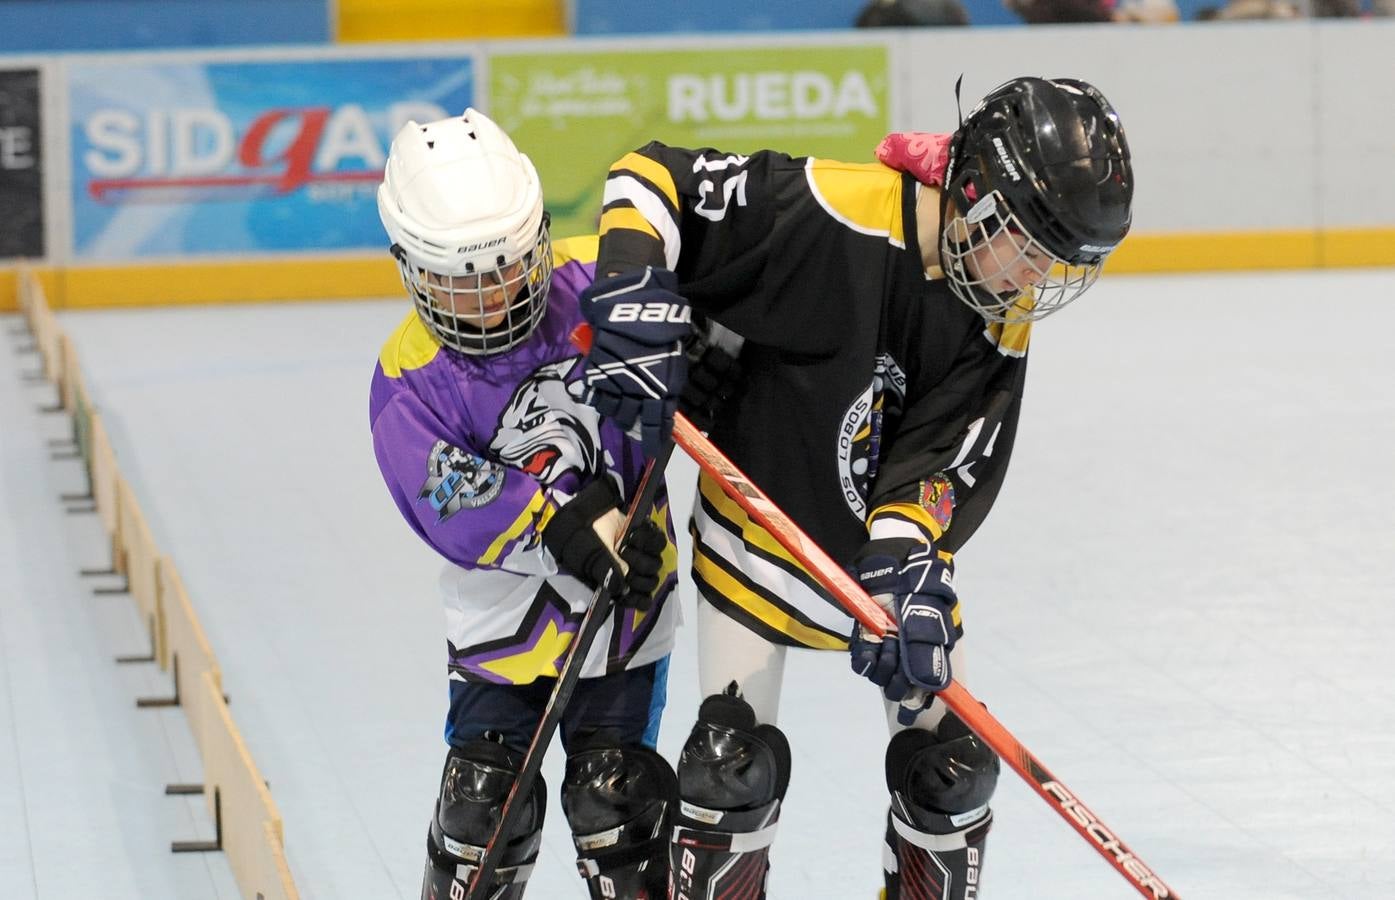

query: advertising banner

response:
[67,57,474,260]
[490,45,889,239]
[0,68,44,259]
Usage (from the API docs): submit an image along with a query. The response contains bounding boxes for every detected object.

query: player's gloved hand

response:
[579,267,691,458]
[678,331,743,433]
[848,538,961,708]
[541,478,666,611]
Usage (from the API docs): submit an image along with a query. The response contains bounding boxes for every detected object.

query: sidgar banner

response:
[67,56,474,260]
[0,67,44,259]
[490,45,889,240]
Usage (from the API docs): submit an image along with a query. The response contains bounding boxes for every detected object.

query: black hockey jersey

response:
[597,143,1030,650]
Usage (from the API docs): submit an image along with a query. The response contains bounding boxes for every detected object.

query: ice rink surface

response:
[4,268,1395,899]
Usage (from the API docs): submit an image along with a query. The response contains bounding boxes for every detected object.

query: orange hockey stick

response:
[570,323,1178,898]
[672,414,1177,899]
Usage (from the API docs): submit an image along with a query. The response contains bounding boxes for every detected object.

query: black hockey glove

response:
[678,330,743,434]
[541,478,666,612]
[848,538,962,709]
[579,267,691,458]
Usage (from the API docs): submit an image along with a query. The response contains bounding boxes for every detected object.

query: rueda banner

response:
[0,67,44,259]
[66,56,475,260]
[490,45,889,239]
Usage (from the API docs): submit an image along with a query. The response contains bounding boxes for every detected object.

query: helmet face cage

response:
[940,187,1101,323]
[939,76,1132,323]
[395,220,553,356]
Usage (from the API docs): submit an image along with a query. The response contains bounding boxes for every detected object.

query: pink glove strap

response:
[875,132,953,187]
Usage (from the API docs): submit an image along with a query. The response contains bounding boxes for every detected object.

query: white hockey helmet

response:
[378,109,552,356]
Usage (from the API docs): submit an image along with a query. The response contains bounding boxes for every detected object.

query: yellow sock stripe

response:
[613,151,680,211]
[697,474,819,581]
[869,502,944,542]
[599,206,661,243]
[692,545,848,651]
[478,489,550,566]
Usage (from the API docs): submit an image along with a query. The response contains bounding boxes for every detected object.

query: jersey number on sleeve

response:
[693,153,751,223]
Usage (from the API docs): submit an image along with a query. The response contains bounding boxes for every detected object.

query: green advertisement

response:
[490,45,889,240]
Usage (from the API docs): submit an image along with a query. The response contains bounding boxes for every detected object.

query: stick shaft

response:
[465,448,671,899]
[671,413,1179,900]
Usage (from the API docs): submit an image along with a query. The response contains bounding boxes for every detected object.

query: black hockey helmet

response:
[939,77,1133,322]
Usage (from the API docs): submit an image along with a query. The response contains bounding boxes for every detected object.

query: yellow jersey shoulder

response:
[378,311,441,378]
[552,234,599,267]
[804,159,906,248]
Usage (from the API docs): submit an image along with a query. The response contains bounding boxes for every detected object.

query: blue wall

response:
[0,0,329,53]
[573,0,1249,32]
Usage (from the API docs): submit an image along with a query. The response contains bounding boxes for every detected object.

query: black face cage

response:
[939,174,1104,325]
[396,225,553,356]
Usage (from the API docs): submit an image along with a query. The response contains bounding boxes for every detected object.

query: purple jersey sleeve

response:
[369,364,567,573]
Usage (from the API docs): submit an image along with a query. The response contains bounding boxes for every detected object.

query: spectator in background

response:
[855,0,971,25]
[1208,0,1300,16]
[1004,0,1116,22]
[1204,0,1360,16]
[1311,0,1361,15]
[1114,0,1181,20]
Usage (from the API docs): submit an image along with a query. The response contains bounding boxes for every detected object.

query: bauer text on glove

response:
[847,538,962,697]
[578,267,691,457]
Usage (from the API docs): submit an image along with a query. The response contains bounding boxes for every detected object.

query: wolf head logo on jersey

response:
[489,357,605,486]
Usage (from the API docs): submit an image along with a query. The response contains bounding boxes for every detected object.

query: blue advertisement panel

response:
[68,57,474,260]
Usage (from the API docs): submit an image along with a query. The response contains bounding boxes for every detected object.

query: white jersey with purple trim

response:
[368,236,680,685]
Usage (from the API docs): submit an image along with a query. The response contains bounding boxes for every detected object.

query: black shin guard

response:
[562,736,677,900]
[883,715,999,900]
[670,687,791,900]
[421,736,546,900]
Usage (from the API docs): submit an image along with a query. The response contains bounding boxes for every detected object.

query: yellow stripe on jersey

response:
[982,292,1034,358]
[599,206,661,243]
[869,501,946,543]
[477,618,573,683]
[378,311,441,378]
[478,489,550,566]
[697,474,818,582]
[692,545,848,651]
[805,159,905,248]
[552,234,599,267]
[650,500,679,594]
[614,151,680,211]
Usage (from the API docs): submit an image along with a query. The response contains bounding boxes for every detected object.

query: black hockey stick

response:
[464,440,674,900]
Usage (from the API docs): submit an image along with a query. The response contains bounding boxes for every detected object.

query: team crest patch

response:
[420,440,505,520]
[835,353,907,522]
[919,475,955,533]
[836,385,876,521]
